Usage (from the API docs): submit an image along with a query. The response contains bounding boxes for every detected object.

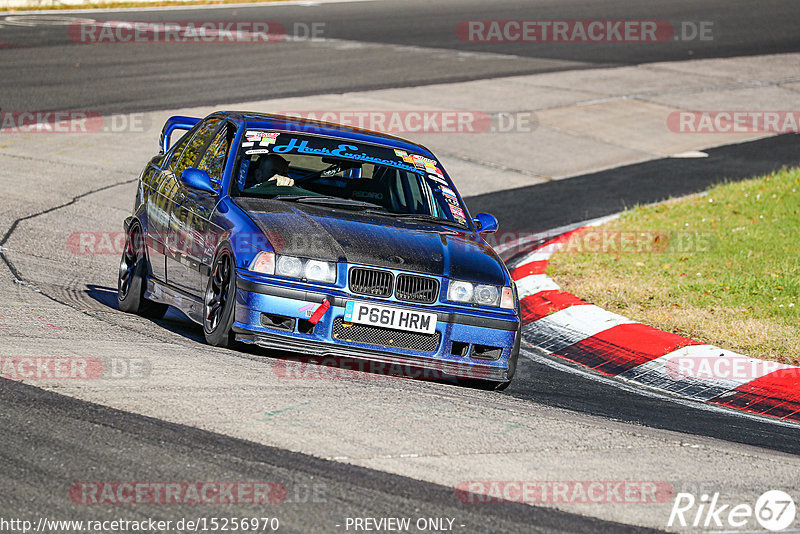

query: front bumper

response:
[233,274,520,383]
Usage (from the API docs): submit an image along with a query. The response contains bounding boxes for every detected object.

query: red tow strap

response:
[308,299,331,325]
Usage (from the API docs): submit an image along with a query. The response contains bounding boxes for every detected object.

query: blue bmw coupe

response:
[118,112,520,388]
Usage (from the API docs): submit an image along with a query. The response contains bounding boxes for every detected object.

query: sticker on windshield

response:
[412,154,437,166]
[245,148,271,155]
[440,186,456,198]
[267,137,420,173]
[449,205,465,220]
[395,149,414,163]
[427,173,447,185]
[260,132,280,147]
[245,130,277,141]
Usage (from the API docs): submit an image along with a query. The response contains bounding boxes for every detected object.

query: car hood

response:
[234,198,506,285]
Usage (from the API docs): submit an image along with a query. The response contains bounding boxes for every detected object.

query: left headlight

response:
[447,279,514,309]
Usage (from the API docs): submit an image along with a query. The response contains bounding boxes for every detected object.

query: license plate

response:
[344,301,437,335]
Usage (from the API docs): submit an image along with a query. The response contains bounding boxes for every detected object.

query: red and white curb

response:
[507,224,800,424]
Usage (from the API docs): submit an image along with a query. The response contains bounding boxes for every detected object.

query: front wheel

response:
[203,249,237,347]
[117,225,168,319]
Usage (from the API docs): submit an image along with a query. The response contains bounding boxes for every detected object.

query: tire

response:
[117,224,168,319]
[203,248,237,348]
[493,379,512,391]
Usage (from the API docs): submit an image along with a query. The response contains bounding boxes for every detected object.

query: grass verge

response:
[547,166,800,365]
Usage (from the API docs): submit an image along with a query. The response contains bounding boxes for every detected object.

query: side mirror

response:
[180,168,217,194]
[473,212,499,234]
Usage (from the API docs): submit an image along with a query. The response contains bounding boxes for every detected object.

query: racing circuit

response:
[1,0,800,532]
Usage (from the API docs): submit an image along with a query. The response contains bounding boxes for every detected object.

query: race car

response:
[118,111,521,388]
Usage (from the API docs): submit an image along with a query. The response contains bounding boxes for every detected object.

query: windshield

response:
[230,130,468,227]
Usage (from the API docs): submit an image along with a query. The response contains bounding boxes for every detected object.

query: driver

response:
[254,154,294,187]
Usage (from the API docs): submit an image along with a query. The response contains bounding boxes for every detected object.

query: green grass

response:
[547,166,800,365]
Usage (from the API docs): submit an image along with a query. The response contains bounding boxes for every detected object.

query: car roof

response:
[215,111,437,158]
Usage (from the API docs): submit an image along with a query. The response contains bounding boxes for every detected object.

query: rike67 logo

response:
[668,490,796,531]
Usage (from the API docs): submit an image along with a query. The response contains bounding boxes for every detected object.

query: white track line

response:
[515,274,560,299]
[521,347,800,430]
[523,304,635,353]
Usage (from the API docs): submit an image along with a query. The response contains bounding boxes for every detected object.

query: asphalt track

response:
[2,1,800,532]
[466,134,800,233]
[0,0,799,112]
[0,379,655,534]
[1,130,799,531]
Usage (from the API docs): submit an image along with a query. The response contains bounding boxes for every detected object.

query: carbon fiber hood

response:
[234,198,506,285]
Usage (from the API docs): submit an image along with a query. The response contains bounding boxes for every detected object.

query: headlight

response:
[447,279,514,309]
[304,259,336,283]
[276,255,303,278]
[474,284,499,306]
[447,280,474,303]
[250,251,275,274]
[270,254,336,284]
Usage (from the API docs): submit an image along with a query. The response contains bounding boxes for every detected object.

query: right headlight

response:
[447,279,514,309]
[276,255,303,278]
[276,255,336,284]
[250,252,336,284]
[303,259,337,283]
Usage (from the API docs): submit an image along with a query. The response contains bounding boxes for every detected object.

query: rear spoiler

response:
[160,115,201,154]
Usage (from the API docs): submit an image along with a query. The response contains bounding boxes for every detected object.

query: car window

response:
[230,130,468,227]
[164,130,193,171]
[170,118,223,178]
[197,123,230,184]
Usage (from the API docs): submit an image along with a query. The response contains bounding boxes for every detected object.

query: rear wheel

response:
[203,249,237,348]
[117,224,168,319]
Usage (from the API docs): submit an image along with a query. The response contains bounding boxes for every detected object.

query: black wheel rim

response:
[118,229,138,298]
[205,254,230,332]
